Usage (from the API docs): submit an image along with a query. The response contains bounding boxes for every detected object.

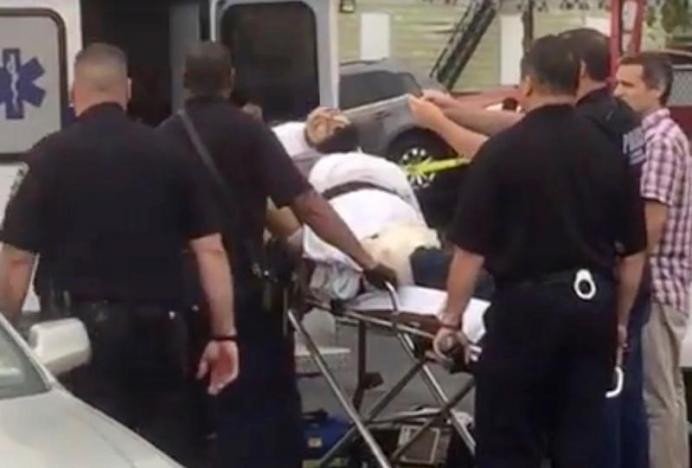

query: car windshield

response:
[0,323,47,399]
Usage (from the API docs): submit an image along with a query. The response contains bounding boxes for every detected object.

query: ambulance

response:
[0,0,340,310]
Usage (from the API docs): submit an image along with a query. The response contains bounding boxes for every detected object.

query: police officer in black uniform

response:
[559,27,651,468]
[158,42,397,468]
[433,36,647,468]
[0,44,239,464]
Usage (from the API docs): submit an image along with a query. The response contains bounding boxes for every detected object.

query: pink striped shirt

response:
[641,108,692,313]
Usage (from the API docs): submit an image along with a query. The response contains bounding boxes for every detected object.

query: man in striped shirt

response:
[615,52,692,468]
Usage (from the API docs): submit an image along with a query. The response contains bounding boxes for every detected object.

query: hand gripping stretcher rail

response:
[290,273,625,468]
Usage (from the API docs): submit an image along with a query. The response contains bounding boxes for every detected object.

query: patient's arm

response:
[266,200,302,240]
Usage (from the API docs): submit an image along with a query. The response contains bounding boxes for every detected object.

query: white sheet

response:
[347,286,490,343]
[303,153,430,271]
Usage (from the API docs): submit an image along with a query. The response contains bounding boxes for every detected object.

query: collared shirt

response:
[450,105,646,284]
[641,108,692,312]
[0,103,220,304]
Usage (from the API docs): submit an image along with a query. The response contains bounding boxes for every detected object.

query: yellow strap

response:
[404,157,471,176]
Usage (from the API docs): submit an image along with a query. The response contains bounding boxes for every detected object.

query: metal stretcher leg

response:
[397,332,477,455]
[391,378,474,462]
[288,309,392,468]
[318,359,427,467]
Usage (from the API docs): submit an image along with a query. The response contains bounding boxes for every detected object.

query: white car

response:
[0,315,182,468]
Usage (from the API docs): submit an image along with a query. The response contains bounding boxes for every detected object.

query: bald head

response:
[72,43,129,115]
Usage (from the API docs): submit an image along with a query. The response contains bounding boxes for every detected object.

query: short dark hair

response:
[184,42,234,97]
[620,52,674,104]
[559,28,610,82]
[520,35,580,96]
[314,124,360,154]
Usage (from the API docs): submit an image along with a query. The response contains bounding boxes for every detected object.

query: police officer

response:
[158,42,396,468]
[433,36,647,468]
[0,44,238,463]
[560,28,651,468]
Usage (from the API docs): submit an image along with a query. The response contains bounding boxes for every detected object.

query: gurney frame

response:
[289,283,476,468]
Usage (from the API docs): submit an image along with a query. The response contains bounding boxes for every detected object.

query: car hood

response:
[0,389,180,468]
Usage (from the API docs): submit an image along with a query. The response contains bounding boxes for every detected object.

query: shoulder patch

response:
[8,163,30,201]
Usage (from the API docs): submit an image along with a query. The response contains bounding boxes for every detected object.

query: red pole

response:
[627,0,645,55]
[610,0,623,76]
[610,0,645,77]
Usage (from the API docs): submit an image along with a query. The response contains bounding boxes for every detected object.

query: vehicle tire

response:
[387,131,451,190]
[388,130,463,229]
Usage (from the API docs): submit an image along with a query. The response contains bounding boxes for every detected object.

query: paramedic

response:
[0,43,238,463]
[158,41,396,468]
[433,36,647,468]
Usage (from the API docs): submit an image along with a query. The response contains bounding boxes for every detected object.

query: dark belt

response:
[496,268,614,292]
[322,180,400,201]
[52,290,181,311]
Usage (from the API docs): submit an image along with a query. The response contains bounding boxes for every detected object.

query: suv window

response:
[340,70,421,109]
[220,2,319,123]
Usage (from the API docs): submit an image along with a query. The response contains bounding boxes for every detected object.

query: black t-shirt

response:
[576,87,646,173]
[0,103,220,304]
[157,96,311,292]
[449,104,646,284]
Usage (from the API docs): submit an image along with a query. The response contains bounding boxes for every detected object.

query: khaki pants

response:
[643,301,690,468]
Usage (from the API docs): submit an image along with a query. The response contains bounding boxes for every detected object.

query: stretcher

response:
[289,282,489,468]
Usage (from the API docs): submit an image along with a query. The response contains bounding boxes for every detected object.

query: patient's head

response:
[314,124,360,154]
[306,107,360,153]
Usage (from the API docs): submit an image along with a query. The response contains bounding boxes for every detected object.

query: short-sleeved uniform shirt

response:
[158,96,311,298]
[449,105,646,284]
[0,103,220,305]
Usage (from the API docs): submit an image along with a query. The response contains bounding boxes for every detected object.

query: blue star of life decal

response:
[0,49,46,120]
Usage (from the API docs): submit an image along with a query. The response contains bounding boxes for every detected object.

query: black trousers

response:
[474,273,617,468]
[212,298,304,468]
[64,302,195,464]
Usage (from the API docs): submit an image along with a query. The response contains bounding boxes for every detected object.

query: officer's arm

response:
[430,117,488,159]
[439,247,484,328]
[0,244,36,322]
[615,251,646,335]
[190,234,236,336]
[290,190,377,270]
[410,96,488,159]
[444,104,522,137]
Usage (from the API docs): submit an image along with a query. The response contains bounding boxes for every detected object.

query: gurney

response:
[289,283,490,468]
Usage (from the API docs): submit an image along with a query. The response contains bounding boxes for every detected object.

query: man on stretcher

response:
[269,107,494,301]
